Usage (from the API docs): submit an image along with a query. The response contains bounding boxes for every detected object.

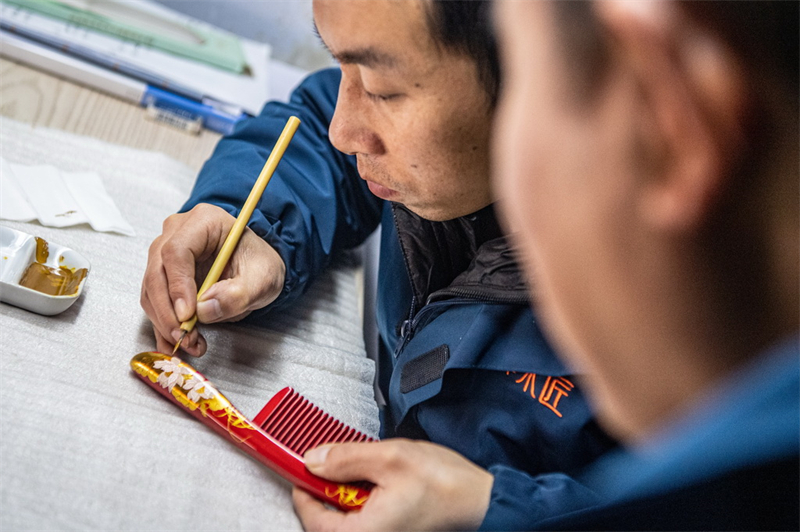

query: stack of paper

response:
[0,0,273,132]
[6,0,250,73]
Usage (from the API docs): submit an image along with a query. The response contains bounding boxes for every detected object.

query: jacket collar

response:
[390,202,529,307]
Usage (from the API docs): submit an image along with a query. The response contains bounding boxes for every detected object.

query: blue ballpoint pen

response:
[142,85,246,135]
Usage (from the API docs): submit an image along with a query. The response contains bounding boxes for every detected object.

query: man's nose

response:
[329,72,384,156]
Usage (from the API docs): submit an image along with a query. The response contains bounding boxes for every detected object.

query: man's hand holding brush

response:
[141,116,301,357]
[140,203,286,357]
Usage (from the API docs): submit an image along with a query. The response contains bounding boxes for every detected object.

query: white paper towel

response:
[0,155,136,236]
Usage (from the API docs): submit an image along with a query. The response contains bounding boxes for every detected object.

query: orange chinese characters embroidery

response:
[506,372,575,418]
[512,372,537,398]
[538,376,574,417]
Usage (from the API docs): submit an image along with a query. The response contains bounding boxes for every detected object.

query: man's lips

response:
[365,179,398,200]
[357,158,399,200]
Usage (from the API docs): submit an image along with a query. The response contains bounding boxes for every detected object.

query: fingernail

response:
[185,345,202,358]
[171,329,183,343]
[304,445,330,468]
[175,298,189,322]
[197,298,222,321]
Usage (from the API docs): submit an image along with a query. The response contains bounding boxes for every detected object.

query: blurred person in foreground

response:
[491,0,798,529]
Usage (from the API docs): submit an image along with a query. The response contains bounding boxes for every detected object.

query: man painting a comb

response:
[141,0,615,529]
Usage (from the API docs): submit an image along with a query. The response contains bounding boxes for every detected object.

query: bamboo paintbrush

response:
[172,116,301,354]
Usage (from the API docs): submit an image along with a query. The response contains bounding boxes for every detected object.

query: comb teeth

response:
[259,389,374,456]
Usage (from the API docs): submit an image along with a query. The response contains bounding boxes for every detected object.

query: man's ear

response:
[596,0,749,232]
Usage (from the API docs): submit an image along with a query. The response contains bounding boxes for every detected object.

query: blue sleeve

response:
[181,67,383,310]
[479,465,600,531]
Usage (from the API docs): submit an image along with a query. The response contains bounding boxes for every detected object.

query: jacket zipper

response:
[427,286,529,306]
[394,297,492,358]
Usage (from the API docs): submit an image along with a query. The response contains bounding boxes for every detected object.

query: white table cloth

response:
[0,117,378,531]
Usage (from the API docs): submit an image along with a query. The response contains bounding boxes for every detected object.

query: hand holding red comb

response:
[130,351,374,511]
[292,438,494,531]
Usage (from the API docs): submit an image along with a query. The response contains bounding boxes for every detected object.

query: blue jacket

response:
[540,335,800,531]
[183,68,615,528]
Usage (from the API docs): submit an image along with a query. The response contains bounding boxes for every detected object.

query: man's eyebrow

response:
[312,21,398,69]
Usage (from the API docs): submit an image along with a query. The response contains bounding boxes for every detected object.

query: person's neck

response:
[607,237,789,443]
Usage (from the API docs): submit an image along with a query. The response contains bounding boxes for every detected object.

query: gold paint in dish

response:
[18,237,88,296]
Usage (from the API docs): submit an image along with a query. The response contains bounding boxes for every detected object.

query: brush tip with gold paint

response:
[172,330,187,354]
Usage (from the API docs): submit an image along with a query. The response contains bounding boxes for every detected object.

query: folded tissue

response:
[0,157,135,236]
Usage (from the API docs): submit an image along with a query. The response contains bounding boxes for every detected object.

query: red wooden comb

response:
[131,352,374,511]
[254,387,374,455]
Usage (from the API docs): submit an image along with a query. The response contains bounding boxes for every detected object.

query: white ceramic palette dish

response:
[0,226,91,315]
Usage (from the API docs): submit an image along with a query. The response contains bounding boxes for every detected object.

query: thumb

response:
[304,442,392,484]
[195,231,285,323]
[195,278,250,323]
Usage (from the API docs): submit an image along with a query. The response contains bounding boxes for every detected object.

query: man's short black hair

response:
[425,0,499,107]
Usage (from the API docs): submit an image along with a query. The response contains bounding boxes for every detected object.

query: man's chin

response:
[376,191,488,221]
[401,203,470,222]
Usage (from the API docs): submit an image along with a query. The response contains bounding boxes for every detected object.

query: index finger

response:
[141,236,185,347]
[159,207,234,322]
[292,487,352,532]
